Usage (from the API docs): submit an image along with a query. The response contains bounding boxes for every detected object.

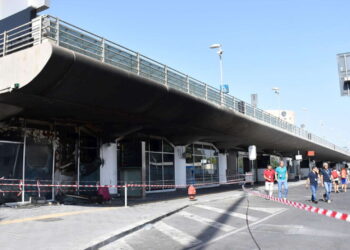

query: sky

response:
[42,0,350,149]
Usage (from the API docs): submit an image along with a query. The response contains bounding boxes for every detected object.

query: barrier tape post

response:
[124,181,128,207]
[37,180,41,198]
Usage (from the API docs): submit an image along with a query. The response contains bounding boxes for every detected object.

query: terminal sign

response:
[307,151,315,157]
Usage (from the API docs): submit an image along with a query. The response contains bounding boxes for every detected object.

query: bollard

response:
[188,185,196,201]
[124,182,128,207]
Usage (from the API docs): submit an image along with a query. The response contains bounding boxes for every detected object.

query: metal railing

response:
[1,15,349,156]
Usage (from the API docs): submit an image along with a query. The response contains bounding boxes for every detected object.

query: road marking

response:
[154,221,202,247]
[243,206,284,214]
[194,204,258,221]
[189,208,287,249]
[178,211,236,232]
[100,239,134,250]
[255,224,350,238]
[0,207,117,225]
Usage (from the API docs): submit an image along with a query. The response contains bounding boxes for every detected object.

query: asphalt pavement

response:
[102,183,350,250]
[1,182,349,250]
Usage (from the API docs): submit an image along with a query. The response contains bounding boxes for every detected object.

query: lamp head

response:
[210,44,221,49]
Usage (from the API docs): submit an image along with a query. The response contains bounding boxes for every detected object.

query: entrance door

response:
[243,158,250,173]
[0,141,24,203]
[25,138,54,201]
[120,139,143,197]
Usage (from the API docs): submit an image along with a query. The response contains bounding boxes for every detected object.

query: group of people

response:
[263,161,349,204]
[306,163,348,203]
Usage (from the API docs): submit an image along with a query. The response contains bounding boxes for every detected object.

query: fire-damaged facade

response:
[0,119,103,203]
[1,10,350,204]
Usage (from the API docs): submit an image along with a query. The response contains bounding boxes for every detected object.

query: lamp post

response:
[210,44,224,103]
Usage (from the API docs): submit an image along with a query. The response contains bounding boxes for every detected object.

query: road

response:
[102,185,350,250]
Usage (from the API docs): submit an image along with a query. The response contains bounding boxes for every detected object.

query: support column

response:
[100,143,118,194]
[175,146,186,187]
[218,153,227,184]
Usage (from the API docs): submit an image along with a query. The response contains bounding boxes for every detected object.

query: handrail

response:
[1,14,349,156]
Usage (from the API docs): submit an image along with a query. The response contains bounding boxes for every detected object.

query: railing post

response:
[2,31,6,56]
[39,15,42,43]
[186,75,189,93]
[205,84,208,100]
[124,181,128,207]
[56,18,60,45]
[101,38,105,62]
[164,66,168,85]
[136,53,140,75]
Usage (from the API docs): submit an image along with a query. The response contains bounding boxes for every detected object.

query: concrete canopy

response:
[0,41,349,162]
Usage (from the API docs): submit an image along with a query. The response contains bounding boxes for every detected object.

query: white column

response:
[175,146,186,187]
[218,153,227,184]
[100,143,118,194]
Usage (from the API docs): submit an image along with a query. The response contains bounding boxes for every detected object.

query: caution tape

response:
[0,177,245,189]
[243,185,350,223]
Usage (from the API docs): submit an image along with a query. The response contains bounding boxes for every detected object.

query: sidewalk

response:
[0,181,305,250]
[0,185,245,250]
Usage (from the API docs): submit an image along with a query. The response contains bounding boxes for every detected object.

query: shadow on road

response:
[184,195,247,250]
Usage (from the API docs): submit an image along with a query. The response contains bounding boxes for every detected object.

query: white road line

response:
[194,204,258,221]
[178,211,236,232]
[190,208,287,250]
[154,221,202,247]
[100,239,134,250]
[244,206,284,214]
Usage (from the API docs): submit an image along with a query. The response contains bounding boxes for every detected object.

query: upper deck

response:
[0,15,348,157]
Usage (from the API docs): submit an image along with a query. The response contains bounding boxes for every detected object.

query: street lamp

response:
[210,44,224,91]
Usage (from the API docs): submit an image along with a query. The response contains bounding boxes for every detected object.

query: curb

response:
[84,205,189,250]
[84,191,244,249]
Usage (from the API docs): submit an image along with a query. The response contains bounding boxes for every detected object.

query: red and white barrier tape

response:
[243,185,350,223]
[0,178,245,189]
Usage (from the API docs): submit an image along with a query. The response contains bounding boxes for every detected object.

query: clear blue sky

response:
[43,0,350,149]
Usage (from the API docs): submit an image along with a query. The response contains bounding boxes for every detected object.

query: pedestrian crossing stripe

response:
[242,206,284,214]
[194,204,258,221]
[178,211,236,232]
[154,221,202,247]
[100,239,134,250]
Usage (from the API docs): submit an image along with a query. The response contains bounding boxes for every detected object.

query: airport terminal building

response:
[1,3,349,203]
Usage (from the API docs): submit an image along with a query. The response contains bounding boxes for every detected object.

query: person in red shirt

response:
[264,165,275,197]
[331,167,340,193]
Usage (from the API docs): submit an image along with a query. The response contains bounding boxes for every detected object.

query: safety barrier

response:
[243,185,350,223]
[0,175,246,206]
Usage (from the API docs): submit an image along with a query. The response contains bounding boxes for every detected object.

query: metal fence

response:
[0,15,348,156]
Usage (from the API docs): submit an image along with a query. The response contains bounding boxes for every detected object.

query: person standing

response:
[275,161,288,200]
[341,167,348,192]
[320,163,332,203]
[306,166,319,204]
[331,167,340,193]
[264,165,275,197]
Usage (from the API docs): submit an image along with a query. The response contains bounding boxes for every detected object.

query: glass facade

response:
[145,138,175,191]
[79,131,100,185]
[0,125,103,203]
[186,143,219,185]
[0,141,24,202]
[25,137,53,200]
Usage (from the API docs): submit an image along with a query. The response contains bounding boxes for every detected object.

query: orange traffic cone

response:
[188,185,196,201]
